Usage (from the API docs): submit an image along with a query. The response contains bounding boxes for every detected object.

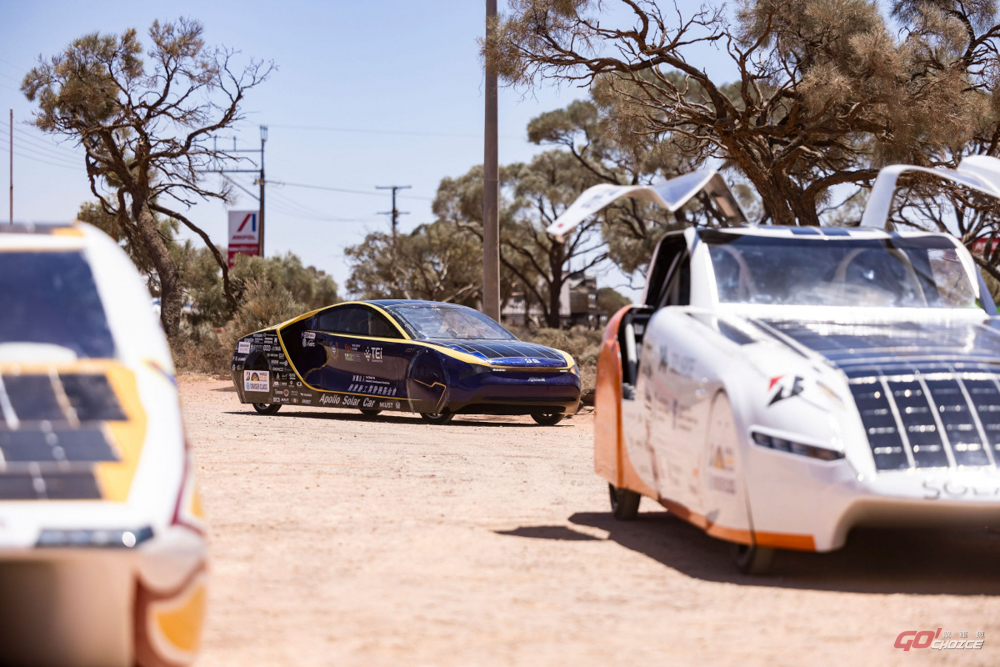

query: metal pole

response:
[9,109,12,223]
[259,126,266,257]
[482,0,501,321]
[376,185,410,239]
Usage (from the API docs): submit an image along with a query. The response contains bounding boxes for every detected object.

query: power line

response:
[268,123,516,139]
[0,138,80,171]
[270,179,433,201]
[227,175,376,223]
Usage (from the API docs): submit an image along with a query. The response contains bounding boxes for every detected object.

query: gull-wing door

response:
[545,170,747,241]
[860,155,1000,228]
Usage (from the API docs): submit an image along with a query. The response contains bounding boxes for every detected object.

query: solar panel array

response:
[0,372,124,499]
[434,341,567,367]
[764,319,1000,471]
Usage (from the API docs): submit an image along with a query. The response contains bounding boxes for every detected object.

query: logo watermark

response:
[894,628,985,651]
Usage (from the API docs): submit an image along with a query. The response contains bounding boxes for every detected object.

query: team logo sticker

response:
[237,341,251,354]
[244,370,270,392]
[768,375,804,406]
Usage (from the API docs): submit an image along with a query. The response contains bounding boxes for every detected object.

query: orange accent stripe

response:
[659,497,815,551]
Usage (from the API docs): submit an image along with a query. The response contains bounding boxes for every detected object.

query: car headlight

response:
[751,431,844,461]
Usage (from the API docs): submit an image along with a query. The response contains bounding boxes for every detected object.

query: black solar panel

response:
[849,382,909,470]
[4,375,64,421]
[0,371,124,500]
[59,374,126,421]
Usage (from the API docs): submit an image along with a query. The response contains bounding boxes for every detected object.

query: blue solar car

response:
[231,300,581,424]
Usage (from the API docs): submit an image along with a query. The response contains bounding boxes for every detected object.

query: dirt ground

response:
[181,376,1000,667]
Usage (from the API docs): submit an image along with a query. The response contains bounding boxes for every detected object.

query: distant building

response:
[502,271,601,329]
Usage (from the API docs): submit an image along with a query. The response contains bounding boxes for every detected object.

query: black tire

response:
[252,403,281,415]
[360,409,382,418]
[609,483,641,520]
[732,543,775,575]
[531,412,563,426]
[420,412,454,425]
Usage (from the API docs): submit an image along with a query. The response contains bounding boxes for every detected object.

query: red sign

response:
[227,211,260,267]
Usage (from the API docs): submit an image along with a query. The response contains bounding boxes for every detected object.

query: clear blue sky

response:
[0,1,734,300]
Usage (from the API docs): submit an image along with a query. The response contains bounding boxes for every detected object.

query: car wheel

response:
[732,543,775,575]
[420,412,454,425]
[360,409,382,418]
[609,483,640,520]
[252,403,281,415]
[531,412,563,426]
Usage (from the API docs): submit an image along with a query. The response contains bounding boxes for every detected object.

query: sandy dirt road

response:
[181,376,1000,667]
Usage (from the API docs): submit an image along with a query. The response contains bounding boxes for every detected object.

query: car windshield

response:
[706,234,979,308]
[387,305,517,340]
[0,252,116,358]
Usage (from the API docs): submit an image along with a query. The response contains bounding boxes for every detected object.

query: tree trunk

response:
[547,242,564,329]
[133,198,182,337]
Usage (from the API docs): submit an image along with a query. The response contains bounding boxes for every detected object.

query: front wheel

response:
[360,409,382,418]
[732,543,775,575]
[252,403,281,415]
[420,412,454,425]
[609,483,640,520]
[531,412,563,426]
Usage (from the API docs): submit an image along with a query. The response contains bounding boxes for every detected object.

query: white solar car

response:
[0,223,206,666]
[554,157,1000,573]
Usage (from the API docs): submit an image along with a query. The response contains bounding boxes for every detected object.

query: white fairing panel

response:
[860,154,1000,228]
[545,171,747,241]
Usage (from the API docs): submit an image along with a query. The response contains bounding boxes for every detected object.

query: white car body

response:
[557,160,1000,565]
[0,223,206,666]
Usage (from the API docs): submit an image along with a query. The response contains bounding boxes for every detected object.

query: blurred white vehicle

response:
[556,158,1000,573]
[0,223,206,666]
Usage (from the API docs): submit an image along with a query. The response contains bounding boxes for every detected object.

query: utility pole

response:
[216,125,266,257]
[258,125,267,257]
[376,185,410,239]
[9,109,12,223]
[483,0,501,322]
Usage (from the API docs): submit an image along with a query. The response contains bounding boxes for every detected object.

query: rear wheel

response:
[609,483,640,520]
[732,543,775,575]
[252,403,281,415]
[420,412,454,425]
[531,412,563,426]
[360,409,382,418]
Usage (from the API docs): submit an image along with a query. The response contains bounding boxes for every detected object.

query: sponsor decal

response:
[319,394,341,406]
[263,345,271,351]
[302,399,312,405]
[710,445,734,471]
[244,370,270,392]
[292,398,298,404]
[528,377,545,383]
[237,341,252,354]
[922,480,1000,500]
[708,474,736,495]
[894,628,984,651]
[365,346,383,363]
[283,389,290,397]
[345,352,361,362]
[303,332,316,340]
[768,375,804,406]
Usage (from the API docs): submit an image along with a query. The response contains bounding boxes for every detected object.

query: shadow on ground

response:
[499,509,1000,595]
[225,408,570,428]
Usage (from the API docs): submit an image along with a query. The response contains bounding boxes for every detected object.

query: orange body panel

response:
[594,306,656,498]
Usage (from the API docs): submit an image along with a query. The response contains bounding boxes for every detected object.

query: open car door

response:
[545,170,747,241]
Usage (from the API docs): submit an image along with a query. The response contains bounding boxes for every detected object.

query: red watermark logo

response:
[894,628,985,651]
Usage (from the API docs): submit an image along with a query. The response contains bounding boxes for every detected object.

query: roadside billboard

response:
[228,210,260,267]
